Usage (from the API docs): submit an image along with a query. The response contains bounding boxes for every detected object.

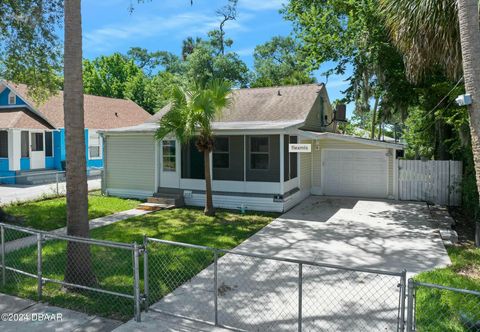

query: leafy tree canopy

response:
[0,0,63,101]
[251,36,315,88]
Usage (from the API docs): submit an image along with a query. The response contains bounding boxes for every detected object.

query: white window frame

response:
[8,92,16,105]
[88,130,103,160]
[162,140,176,172]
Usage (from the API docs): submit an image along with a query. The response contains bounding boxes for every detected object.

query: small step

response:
[137,203,174,212]
[151,193,185,207]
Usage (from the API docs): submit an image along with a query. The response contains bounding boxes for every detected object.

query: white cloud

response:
[238,0,286,11]
[84,12,247,52]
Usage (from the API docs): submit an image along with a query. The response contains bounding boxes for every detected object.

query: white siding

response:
[104,134,156,197]
[185,193,284,213]
[299,139,312,191]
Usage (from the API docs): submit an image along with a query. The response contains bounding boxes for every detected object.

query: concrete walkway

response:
[119,197,450,332]
[0,179,101,206]
[5,209,151,253]
[0,293,121,332]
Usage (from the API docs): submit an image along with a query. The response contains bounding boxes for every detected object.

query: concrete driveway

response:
[117,197,450,332]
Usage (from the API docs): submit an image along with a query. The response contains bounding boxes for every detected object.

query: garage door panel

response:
[322,150,388,198]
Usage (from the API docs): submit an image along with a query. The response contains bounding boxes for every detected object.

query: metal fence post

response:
[406,279,415,332]
[1,225,5,287]
[55,172,59,196]
[37,233,43,300]
[133,242,141,322]
[143,235,149,311]
[214,249,219,326]
[399,270,407,332]
[298,263,303,332]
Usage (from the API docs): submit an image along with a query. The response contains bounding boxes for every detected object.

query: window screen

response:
[250,136,269,170]
[31,133,44,152]
[0,131,7,158]
[213,137,229,168]
[162,140,176,172]
[21,131,29,158]
[45,132,53,157]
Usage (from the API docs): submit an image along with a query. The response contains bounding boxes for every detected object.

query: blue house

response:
[0,80,151,184]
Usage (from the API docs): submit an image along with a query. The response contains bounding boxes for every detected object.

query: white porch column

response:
[280,134,285,194]
[8,129,21,171]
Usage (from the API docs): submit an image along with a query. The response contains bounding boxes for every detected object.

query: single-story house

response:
[101,84,404,212]
[0,80,151,184]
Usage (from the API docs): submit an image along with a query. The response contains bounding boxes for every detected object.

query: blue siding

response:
[45,157,55,169]
[20,158,30,170]
[0,159,14,184]
[0,87,27,106]
[53,129,65,170]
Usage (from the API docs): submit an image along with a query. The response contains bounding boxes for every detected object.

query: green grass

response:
[2,191,141,240]
[0,208,277,321]
[414,245,480,331]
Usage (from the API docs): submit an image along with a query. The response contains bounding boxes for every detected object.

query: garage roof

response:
[301,131,405,150]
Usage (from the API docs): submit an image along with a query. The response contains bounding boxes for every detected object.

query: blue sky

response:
[82,0,352,115]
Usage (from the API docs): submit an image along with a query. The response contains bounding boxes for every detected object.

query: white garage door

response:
[322,149,388,198]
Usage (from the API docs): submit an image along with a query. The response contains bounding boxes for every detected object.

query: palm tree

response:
[155,80,232,216]
[63,0,95,285]
[381,0,480,246]
[457,0,480,247]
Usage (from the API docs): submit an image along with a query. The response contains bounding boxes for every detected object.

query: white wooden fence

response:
[398,160,463,206]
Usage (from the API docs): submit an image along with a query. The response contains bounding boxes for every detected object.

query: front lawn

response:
[0,208,277,321]
[414,245,480,331]
[3,191,141,232]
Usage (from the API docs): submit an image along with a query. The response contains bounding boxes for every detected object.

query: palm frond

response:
[380,0,464,82]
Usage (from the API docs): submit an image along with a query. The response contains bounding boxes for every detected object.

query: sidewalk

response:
[0,179,101,206]
[5,208,151,253]
[0,293,121,332]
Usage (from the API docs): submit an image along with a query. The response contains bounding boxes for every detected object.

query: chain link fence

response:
[0,223,142,322]
[407,280,480,332]
[144,237,406,331]
[1,224,480,331]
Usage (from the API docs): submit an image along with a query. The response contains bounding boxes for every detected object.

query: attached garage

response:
[321,149,389,198]
[304,132,403,200]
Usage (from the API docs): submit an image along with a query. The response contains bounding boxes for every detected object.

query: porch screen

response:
[0,131,7,158]
[45,132,53,157]
[21,131,29,157]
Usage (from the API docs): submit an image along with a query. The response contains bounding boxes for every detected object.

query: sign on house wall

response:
[289,144,311,153]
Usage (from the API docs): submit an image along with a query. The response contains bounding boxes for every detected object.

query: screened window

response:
[88,130,101,159]
[31,133,44,152]
[21,131,29,158]
[45,132,53,157]
[289,136,298,179]
[250,136,269,170]
[163,140,176,172]
[8,92,16,105]
[213,137,229,169]
[0,131,8,158]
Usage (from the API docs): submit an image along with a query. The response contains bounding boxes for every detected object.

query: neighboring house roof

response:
[4,82,151,129]
[147,83,326,124]
[0,108,52,130]
[301,131,405,150]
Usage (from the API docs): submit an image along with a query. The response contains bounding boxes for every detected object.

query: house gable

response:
[0,87,27,107]
[301,87,334,133]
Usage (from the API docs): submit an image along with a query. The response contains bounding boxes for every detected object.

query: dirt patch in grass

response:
[449,207,477,244]
[456,265,480,280]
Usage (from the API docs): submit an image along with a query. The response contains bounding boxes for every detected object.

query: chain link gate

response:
[143,237,407,331]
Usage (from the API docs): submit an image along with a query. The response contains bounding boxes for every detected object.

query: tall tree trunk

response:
[64,0,96,285]
[204,149,215,216]
[457,0,480,247]
[370,96,379,139]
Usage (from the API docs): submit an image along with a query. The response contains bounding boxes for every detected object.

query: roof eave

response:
[300,131,405,149]
[0,80,57,129]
